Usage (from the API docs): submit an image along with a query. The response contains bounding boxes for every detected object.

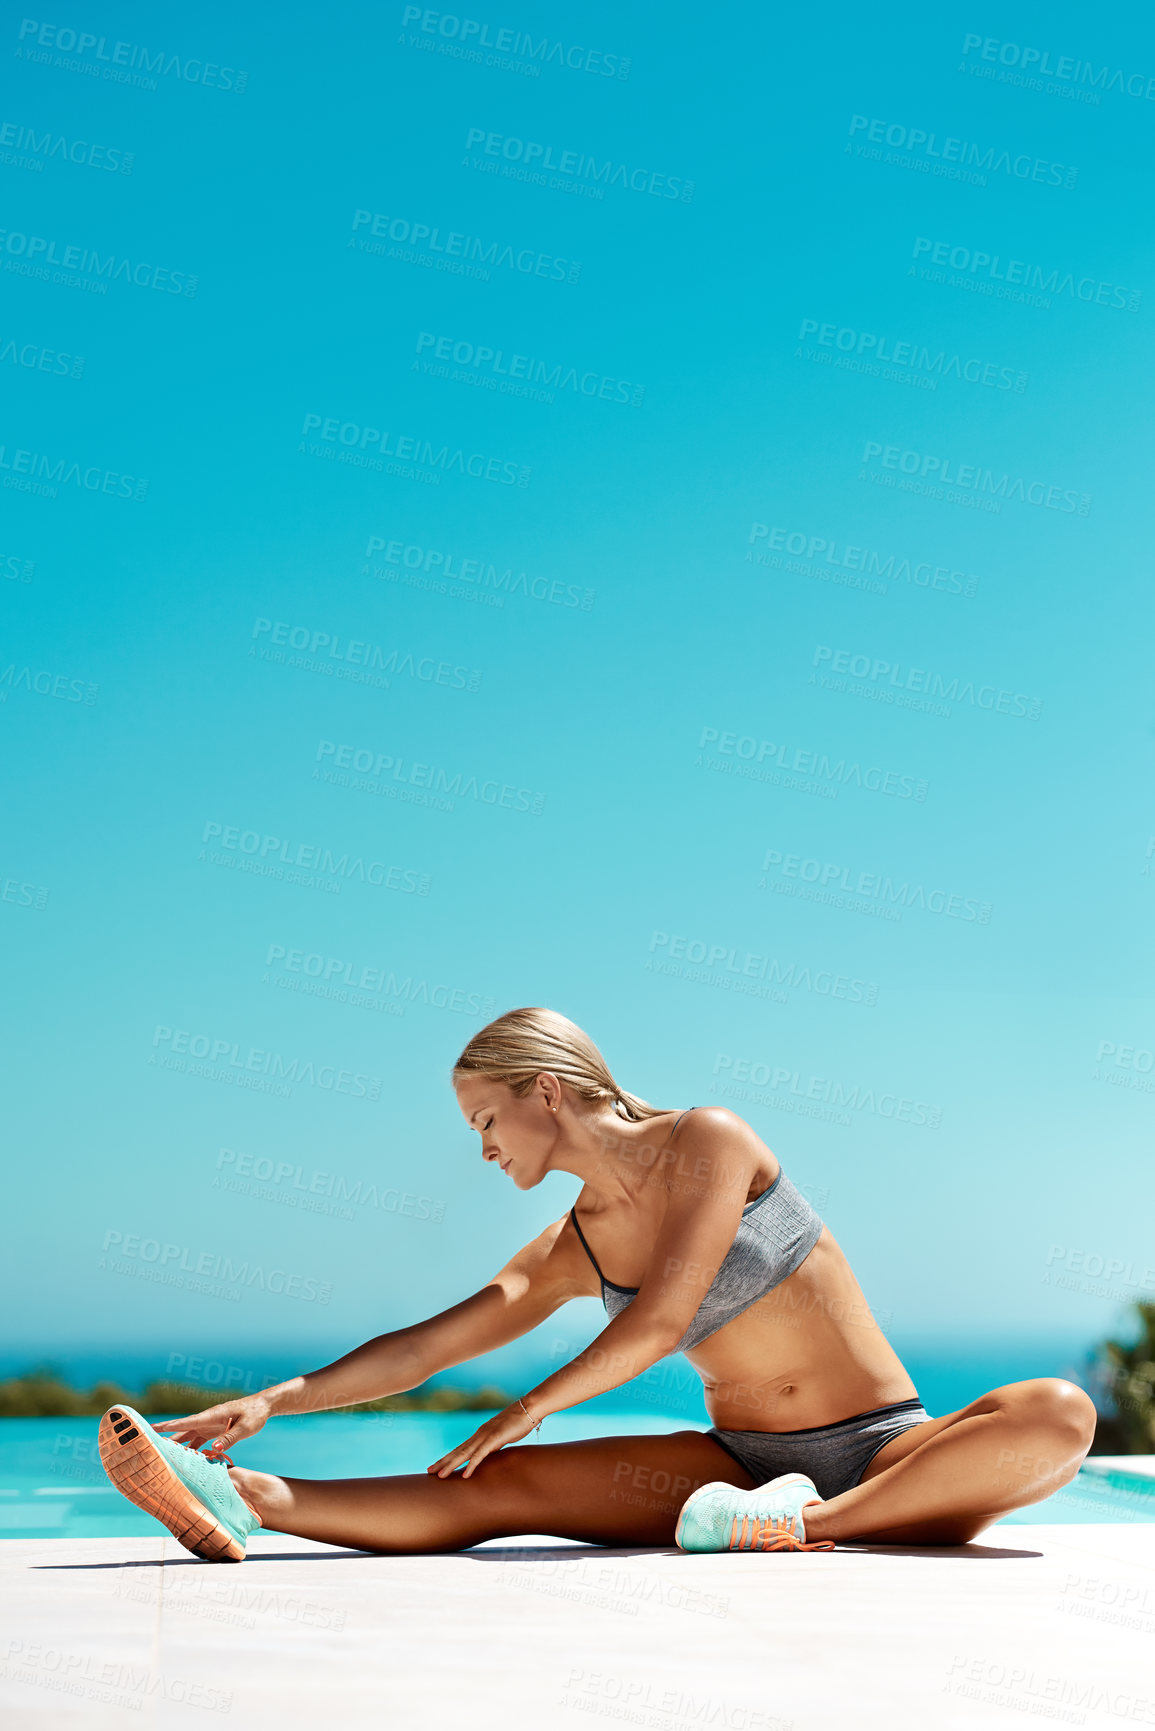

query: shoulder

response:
[519,1212,580,1267]
[663,1108,771,1204]
[503,1211,599,1298]
[672,1106,765,1149]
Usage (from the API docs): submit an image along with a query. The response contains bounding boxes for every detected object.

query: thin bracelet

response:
[517,1397,543,1432]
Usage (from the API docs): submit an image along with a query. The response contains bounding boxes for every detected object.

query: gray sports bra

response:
[569,1111,824,1353]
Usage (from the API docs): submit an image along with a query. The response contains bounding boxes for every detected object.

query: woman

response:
[100,1008,1095,1560]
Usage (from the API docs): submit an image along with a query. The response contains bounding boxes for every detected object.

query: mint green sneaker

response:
[675,1473,834,1552]
[98,1405,262,1562]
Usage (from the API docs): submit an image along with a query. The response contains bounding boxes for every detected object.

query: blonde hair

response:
[453,1007,665,1121]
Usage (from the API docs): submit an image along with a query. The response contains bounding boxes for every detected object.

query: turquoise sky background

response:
[3,0,1154,1416]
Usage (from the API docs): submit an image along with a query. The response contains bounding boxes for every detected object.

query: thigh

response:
[477,1429,757,1546]
[858,1387,1004,1482]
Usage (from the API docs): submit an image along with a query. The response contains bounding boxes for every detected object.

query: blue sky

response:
[3,0,1154,1407]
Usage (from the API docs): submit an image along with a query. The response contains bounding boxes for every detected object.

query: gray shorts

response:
[707,1398,929,1501]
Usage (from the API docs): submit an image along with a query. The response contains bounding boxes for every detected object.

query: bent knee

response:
[1001,1378,1097,1451]
[1047,1379,1097,1452]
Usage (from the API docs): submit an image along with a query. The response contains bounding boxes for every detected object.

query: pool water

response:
[2,1416,1152,1540]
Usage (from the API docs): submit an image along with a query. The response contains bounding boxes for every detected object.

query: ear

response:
[535,1072,562,1113]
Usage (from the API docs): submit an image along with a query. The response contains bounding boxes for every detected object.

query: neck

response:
[548,1107,672,1205]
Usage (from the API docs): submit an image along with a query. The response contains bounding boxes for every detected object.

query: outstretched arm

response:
[430,1109,762,1476]
[155,1217,584,1451]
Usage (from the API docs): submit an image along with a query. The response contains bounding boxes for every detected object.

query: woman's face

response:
[454,1074,558,1190]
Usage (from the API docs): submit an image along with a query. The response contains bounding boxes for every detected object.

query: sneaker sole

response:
[98,1409,246,1562]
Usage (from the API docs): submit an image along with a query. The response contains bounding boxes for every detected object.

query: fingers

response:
[460,1447,490,1480]
[153,1413,242,1449]
[425,1410,530,1479]
[428,1433,483,1478]
[432,1448,472,1479]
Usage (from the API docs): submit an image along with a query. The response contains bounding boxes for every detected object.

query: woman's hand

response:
[153,1396,271,1455]
[427,1402,540,1479]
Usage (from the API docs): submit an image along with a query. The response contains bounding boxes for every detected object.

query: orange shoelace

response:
[171,1437,236,1469]
[728,1513,835,1552]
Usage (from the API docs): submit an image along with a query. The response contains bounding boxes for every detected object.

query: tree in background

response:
[1089,1302,1155,1454]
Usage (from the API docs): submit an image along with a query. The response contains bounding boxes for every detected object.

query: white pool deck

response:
[2,1522,1154,1730]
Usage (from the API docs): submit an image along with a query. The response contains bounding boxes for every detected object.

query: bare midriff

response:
[685,1229,919,1433]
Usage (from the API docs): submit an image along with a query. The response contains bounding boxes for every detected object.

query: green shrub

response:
[0,1368,513,1419]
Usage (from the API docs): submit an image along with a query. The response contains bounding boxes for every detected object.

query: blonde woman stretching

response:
[100,1008,1095,1559]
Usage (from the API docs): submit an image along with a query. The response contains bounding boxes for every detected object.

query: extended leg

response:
[804,1378,1097,1546]
[229,1431,754,1553]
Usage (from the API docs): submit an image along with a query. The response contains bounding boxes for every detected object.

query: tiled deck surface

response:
[2,1525,1153,1728]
